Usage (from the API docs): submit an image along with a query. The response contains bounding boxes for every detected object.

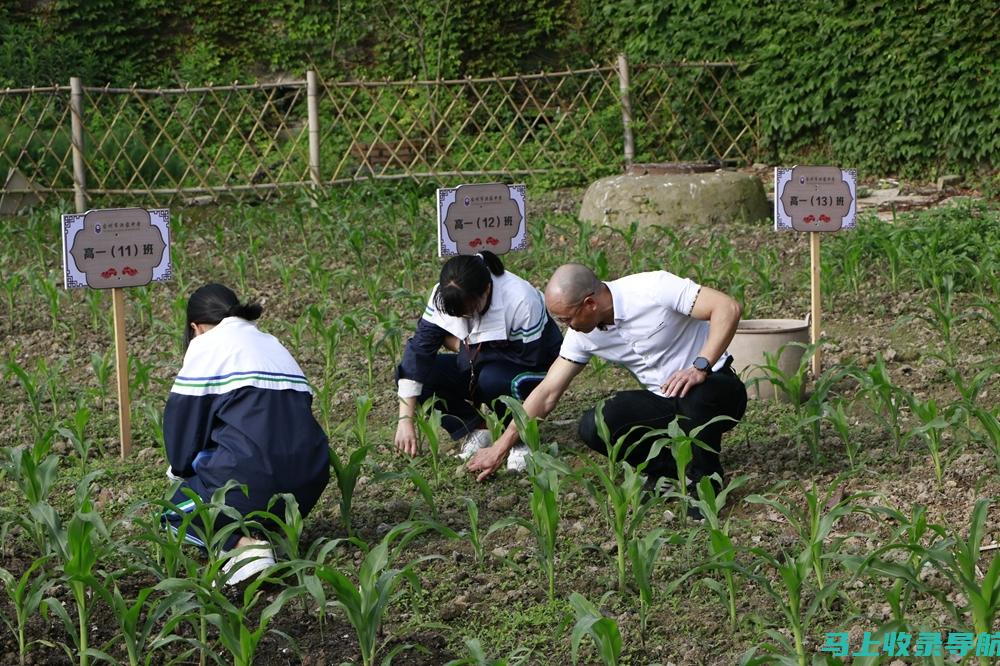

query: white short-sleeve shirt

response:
[558,271,731,394]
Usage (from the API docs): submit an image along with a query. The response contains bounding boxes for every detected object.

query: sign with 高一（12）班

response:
[775,166,857,232]
[62,207,172,289]
[437,183,527,257]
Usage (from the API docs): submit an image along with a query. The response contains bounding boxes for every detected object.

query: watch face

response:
[694,357,711,371]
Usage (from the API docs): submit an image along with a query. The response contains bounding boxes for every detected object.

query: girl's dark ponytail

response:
[185,283,262,347]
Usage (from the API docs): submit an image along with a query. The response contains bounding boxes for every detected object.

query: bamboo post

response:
[616,54,635,169]
[306,71,321,191]
[69,77,88,212]
[810,232,822,377]
[71,76,132,456]
[112,288,132,457]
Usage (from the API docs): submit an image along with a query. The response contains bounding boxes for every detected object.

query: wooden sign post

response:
[61,207,172,457]
[775,166,857,377]
[436,183,528,257]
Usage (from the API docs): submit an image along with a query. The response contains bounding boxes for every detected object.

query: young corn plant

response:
[2,434,61,557]
[164,569,303,666]
[748,341,816,408]
[853,354,912,452]
[494,396,572,601]
[571,400,668,592]
[42,472,116,666]
[5,355,48,438]
[57,405,94,473]
[627,527,667,645]
[903,395,958,485]
[722,545,839,666]
[568,592,622,666]
[673,475,750,631]
[314,523,438,666]
[0,555,53,665]
[745,476,871,605]
[842,504,951,626]
[330,395,373,536]
[413,397,445,483]
[90,350,114,408]
[970,406,1000,469]
[100,584,202,666]
[926,499,1000,665]
[823,398,860,468]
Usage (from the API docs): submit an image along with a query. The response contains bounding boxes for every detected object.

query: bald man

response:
[467,264,747,516]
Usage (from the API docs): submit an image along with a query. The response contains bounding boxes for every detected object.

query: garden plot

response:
[1,186,998,665]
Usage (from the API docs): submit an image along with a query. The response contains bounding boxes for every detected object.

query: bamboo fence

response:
[0,57,759,208]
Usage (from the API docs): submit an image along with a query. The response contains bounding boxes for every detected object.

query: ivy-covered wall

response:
[591,0,999,177]
[1,0,995,178]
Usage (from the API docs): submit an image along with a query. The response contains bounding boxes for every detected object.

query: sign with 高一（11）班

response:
[437,183,527,257]
[62,207,172,289]
[775,166,857,232]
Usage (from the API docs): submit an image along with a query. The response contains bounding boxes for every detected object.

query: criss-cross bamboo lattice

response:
[0,59,758,207]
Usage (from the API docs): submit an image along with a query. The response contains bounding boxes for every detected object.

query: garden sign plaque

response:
[436,183,527,256]
[62,207,171,289]
[774,166,857,232]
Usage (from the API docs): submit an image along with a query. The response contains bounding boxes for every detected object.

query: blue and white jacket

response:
[163,317,330,515]
[397,271,562,398]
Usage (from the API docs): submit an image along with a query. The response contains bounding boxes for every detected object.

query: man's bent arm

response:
[689,286,742,364]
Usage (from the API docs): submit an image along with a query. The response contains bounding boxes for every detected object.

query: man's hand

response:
[660,366,709,398]
[394,419,419,456]
[467,445,507,482]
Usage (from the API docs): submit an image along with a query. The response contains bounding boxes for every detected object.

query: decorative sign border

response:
[774,167,857,231]
[437,183,528,257]
[62,208,172,289]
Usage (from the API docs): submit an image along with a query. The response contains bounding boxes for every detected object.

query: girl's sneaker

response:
[457,429,493,461]
[506,444,530,472]
[221,540,276,586]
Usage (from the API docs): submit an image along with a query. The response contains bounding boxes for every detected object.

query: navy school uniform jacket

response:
[163,317,330,517]
[396,270,562,396]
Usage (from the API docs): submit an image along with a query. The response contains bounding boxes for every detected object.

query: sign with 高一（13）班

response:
[775,166,857,232]
[437,183,527,257]
[62,207,172,289]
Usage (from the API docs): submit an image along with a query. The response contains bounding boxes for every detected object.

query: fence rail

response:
[0,58,759,209]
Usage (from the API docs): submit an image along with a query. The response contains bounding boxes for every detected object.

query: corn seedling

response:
[2,434,61,556]
[572,401,670,592]
[330,396,373,535]
[413,397,445,483]
[971,406,1000,469]
[568,592,621,666]
[853,354,912,451]
[0,555,53,665]
[90,350,114,408]
[314,523,438,666]
[462,497,486,566]
[56,405,94,472]
[101,584,202,666]
[748,341,816,409]
[675,475,749,630]
[627,527,667,644]
[443,638,532,666]
[745,476,871,606]
[926,499,1000,664]
[823,398,859,468]
[724,545,839,666]
[5,354,48,438]
[843,504,950,626]
[42,472,115,666]
[903,396,957,485]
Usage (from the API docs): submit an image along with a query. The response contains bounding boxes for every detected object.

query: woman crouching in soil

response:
[161,283,330,584]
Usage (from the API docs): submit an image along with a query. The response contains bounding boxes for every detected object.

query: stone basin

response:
[579,168,769,228]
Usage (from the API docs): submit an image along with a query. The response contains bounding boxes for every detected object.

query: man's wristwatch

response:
[692,356,712,374]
